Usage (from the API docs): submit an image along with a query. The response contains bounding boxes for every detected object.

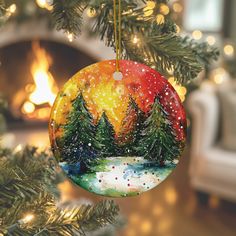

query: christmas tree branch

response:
[0,0,219,84]
[91,0,219,84]
[52,0,219,84]
[0,146,120,235]
[0,0,6,17]
[52,0,86,35]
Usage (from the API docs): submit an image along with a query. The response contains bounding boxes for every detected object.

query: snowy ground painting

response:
[60,156,177,197]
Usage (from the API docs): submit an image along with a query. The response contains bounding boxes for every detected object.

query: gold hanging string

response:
[113,0,122,72]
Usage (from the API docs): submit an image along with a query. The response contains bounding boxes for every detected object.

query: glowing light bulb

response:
[87,8,96,17]
[206,36,216,46]
[19,214,34,224]
[192,30,202,40]
[36,0,53,10]
[22,101,35,114]
[8,4,16,14]
[143,7,153,16]
[224,44,234,56]
[146,1,156,9]
[132,35,139,44]
[175,24,181,34]
[159,4,170,15]
[140,220,152,234]
[14,145,22,153]
[67,33,74,42]
[173,3,183,13]
[156,14,165,25]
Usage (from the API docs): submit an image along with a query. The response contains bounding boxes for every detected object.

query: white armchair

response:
[187,84,236,202]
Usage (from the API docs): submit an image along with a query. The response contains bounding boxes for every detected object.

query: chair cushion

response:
[198,147,236,185]
[218,82,236,151]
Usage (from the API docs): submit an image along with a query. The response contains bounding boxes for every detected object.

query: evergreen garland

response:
[0,146,120,235]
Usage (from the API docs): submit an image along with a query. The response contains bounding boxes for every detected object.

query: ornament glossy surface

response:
[49,60,186,197]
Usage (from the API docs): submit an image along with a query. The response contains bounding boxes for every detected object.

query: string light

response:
[206,36,216,46]
[7,213,34,232]
[143,7,154,17]
[67,32,74,42]
[132,35,139,44]
[224,44,234,56]
[8,4,17,14]
[87,8,97,18]
[146,1,156,9]
[22,101,35,114]
[5,4,17,17]
[140,219,152,234]
[14,144,22,153]
[159,3,170,15]
[192,30,203,40]
[156,14,165,25]
[173,3,183,13]
[175,24,181,34]
[36,0,53,11]
[19,214,35,224]
[143,1,156,17]
[168,77,187,102]
[210,67,229,84]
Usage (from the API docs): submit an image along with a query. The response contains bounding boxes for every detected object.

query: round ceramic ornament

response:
[49,60,186,197]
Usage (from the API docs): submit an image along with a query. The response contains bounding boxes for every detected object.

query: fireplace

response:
[0,40,96,126]
[0,18,114,148]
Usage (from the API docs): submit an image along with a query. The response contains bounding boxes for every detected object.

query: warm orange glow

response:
[168,77,187,102]
[173,3,183,13]
[20,42,58,121]
[192,30,203,40]
[159,4,170,15]
[36,0,53,11]
[140,219,152,234]
[146,1,156,9]
[29,42,58,107]
[22,101,35,114]
[208,195,220,209]
[21,214,34,224]
[156,14,165,24]
[165,186,177,205]
[152,204,163,216]
[156,218,172,233]
[207,36,216,46]
[224,44,234,56]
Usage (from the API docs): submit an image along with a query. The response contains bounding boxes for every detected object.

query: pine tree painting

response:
[117,97,146,156]
[50,60,186,197]
[137,96,182,166]
[95,112,118,157]
[60,94,98,169]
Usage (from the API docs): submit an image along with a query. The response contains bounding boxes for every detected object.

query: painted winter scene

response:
[49,60,186,197]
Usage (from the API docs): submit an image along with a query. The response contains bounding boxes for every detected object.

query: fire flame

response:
[22,42,58,120]
[29,42,57,106]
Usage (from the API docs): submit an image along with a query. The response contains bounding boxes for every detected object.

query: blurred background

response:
[0,0,236,235]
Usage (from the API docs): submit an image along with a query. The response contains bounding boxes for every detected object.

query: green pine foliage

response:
[137,96,182,166]
[0,0,5,17]
[60,94,98,166]
[52,0,86,35]
[0,146,120,235]
[0,1,219,84]
[117,97,145,156]
[95,112,118,157]
[80,0,218,84]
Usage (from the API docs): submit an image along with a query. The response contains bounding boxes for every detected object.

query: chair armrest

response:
[187,88,219,158]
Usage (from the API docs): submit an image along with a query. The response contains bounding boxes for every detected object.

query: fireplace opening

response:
[0,40,96,128]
